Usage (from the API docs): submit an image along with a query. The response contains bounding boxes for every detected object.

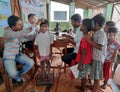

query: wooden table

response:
[50,36,73,73]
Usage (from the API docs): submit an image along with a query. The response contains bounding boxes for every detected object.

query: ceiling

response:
[51,0,120,9]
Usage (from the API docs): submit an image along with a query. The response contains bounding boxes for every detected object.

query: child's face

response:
[104,25,109,33]
[28,15,36,24]
[12,20,23,31]
[40,24,49,33]
[93,23,100,32]
[80,24,88,34]
[107,32,116,41]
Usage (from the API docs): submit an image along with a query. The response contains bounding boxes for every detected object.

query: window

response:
[54,11,67,21]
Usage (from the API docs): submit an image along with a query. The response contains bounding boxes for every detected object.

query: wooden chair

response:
[50,39,68,73]
[0,37,27,92]
[0,37,12,92]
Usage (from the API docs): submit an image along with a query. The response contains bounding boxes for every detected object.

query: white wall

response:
[51,1,69,22]
[51,1,83,22]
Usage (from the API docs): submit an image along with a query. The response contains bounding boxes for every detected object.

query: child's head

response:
[80,19,94,34]
[71,14,82,28]
[107,27,118,42]
[28,13,36,24]
[40,19,49,33]
[8,15,23,31]
[104,21,115,32]
[92,13,105,31]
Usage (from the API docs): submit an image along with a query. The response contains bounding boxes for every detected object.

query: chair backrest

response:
[0,37,5,58]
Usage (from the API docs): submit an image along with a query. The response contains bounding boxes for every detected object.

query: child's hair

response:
[28,13,35,19]
[71,14,82,23]
[40,19,48,27]
[82,19,94,32]
[92,13,105,27]
[106,21,115,27]
[7,15,20,28]
[107,27,118,33]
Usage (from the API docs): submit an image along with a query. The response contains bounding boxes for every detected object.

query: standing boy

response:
[102,27,120,89]
[76,19,93,92]
[85,14,107,92]
[34,20,53,77]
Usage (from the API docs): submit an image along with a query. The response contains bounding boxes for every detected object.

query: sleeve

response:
[74,30,82,44]
[97,31,106,45]
[80,37,87,49]
[4,27,31,40]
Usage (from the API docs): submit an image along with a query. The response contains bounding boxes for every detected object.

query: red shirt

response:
[76,35,92,64]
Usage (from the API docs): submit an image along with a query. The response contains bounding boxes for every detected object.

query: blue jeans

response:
[3,54,34,82]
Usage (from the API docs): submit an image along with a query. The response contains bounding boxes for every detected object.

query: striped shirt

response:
[3,28,30,59]
[92,29,107,63]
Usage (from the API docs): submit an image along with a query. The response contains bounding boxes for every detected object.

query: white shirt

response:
[34,31,54,56]
[73,27,83,53]
[92,29,107,63]
[24,23,39,41]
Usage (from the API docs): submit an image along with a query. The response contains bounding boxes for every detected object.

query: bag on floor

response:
[113,64,120,85]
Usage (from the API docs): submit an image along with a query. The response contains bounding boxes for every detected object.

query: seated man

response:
[61,14,82,66]
[3,15,34,85]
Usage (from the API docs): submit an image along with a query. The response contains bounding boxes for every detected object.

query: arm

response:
[66,37,76,46]
[34,45,40,59]
[84,34,102,50]
[4,27,32,40]
[78,48,86,70]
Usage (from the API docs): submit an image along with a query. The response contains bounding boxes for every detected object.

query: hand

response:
[4,26,9,30]
[28,27,32,32]
[36,53,40,59]
[62,34,66,37]
[36,18,44,25]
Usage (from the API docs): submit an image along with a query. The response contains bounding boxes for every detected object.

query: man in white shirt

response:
[61,14,82,66]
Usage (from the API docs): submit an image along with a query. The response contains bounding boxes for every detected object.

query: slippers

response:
[101,84,107,89]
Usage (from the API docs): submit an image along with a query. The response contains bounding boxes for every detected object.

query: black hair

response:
[71,14,82,23]
[40,19,48,27]
[107,27,118,33]
[82,19,94,32]
[92,13,105,27]
[7,15,20,28]
[106,21,115,27]
[28,13,35,19]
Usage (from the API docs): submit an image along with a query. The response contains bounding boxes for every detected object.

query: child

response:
[76,19,94,92]
[104,21,115,33]
[34,19,53,78]
[84,14,107,92]
[24,13,43,49]
[101,27,120,89]
[3,15,34,85]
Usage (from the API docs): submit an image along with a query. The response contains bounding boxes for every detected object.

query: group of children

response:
[75,14,120,92]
